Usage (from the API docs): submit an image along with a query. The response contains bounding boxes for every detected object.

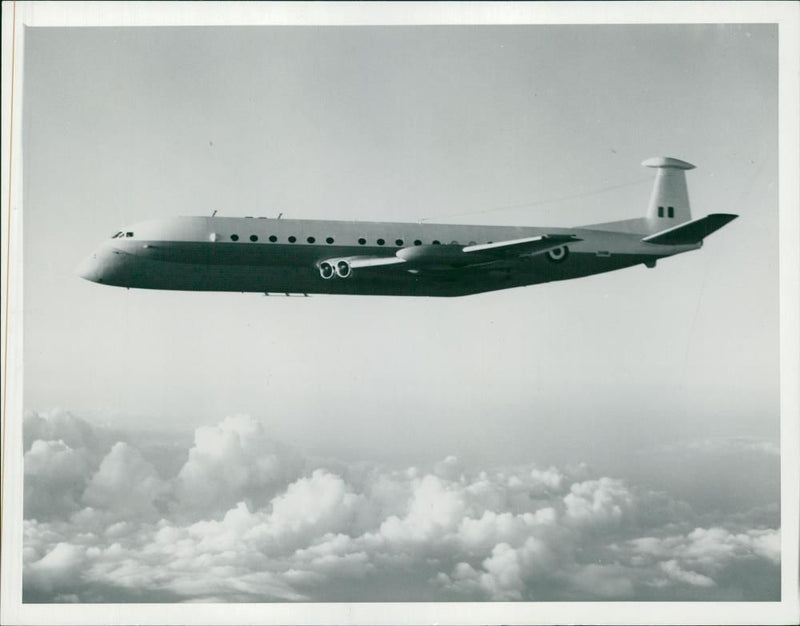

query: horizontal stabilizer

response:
[642,213,738,245]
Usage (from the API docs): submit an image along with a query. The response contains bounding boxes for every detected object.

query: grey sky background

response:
[18,22,783,604]
[24,25,778,464]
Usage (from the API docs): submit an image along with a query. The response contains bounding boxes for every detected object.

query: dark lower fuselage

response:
[78,216,695,297]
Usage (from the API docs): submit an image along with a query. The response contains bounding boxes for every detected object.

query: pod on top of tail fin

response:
[642,157,695,170]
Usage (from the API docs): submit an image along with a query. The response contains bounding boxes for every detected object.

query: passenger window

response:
[414,239,422,246]
[358,238,366,245]
[231,234,239,241]
[250,235,258,242]
[377,238,385,246]
[395,239,404,246]
[432,240,441,245]
[658,206,664,218]
[307,236,316,244]
[288,236,297,243]
[269,235,277,242]
[668,206,675,218]
[326,237,334,244]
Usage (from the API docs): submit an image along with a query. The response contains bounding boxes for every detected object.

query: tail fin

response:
[643,157,695,224]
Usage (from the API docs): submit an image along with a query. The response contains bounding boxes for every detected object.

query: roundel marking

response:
[546,246,569,263]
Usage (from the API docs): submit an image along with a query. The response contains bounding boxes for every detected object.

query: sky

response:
[17,22,783,605]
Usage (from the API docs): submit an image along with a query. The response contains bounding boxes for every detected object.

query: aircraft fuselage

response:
[77,215,698,297]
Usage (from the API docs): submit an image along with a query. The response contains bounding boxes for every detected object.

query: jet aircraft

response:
[78,157,737,297]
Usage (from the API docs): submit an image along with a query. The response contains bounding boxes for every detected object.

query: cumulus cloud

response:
[174,415,303,516]
[379,474,466,544]
[23,409,104,453]
[563,477,633,527]
[24,440,94,520]
[23,412,781,603]
[83,443,169,519]
[627,526,782,573]
[24,541,88,596]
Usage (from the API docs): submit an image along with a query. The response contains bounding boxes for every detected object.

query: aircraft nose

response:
[76,252,104,283]
[77,244,134,286]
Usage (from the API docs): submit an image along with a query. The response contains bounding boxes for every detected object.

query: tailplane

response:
[642,213,738,245]
[643,157,695,224]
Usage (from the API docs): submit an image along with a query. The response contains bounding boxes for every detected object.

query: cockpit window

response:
[111,232,123,238]
[125,232,134,238]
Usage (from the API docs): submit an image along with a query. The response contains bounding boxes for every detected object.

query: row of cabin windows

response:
[658,206,675,218]
[116,229,479,246]
[226,235,477,246]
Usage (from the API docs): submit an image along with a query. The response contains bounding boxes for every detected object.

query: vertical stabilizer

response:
[643,157,695,224]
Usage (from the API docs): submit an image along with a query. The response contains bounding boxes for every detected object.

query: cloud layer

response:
[23,410,780,603]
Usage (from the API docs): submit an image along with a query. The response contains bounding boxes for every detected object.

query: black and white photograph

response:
[1,2,798,625]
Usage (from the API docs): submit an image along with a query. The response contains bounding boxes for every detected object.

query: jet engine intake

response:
[335,259,352,278]
[319,261,335,279]
[318,258,353,279]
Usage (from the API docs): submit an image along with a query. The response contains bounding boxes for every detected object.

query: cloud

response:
[659,559,716,587]
[563,477,633,527]
[622,526,781,597]
[570,563,636,598]
[379,474,466,544]
[24,542,88,595]
[83,442,169,519]
[24,440,94,520]
[651,437,780,458]
[23,409,103,454]
[627,526,783,569]
[174,415,303,516]
[455,509,556,555]
[23,412,781,603]
[478,538,555,600]
[271,470,364,535]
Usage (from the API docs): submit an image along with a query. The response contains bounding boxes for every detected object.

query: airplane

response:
[77,157,737,297]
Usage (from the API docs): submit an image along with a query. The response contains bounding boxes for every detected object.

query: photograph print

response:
[3,3,797,625]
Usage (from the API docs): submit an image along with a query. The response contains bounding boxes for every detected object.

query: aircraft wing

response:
[318,233,581,276]
[396,233,581,266]
[462,233,580,255]
[642,213,738,245]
